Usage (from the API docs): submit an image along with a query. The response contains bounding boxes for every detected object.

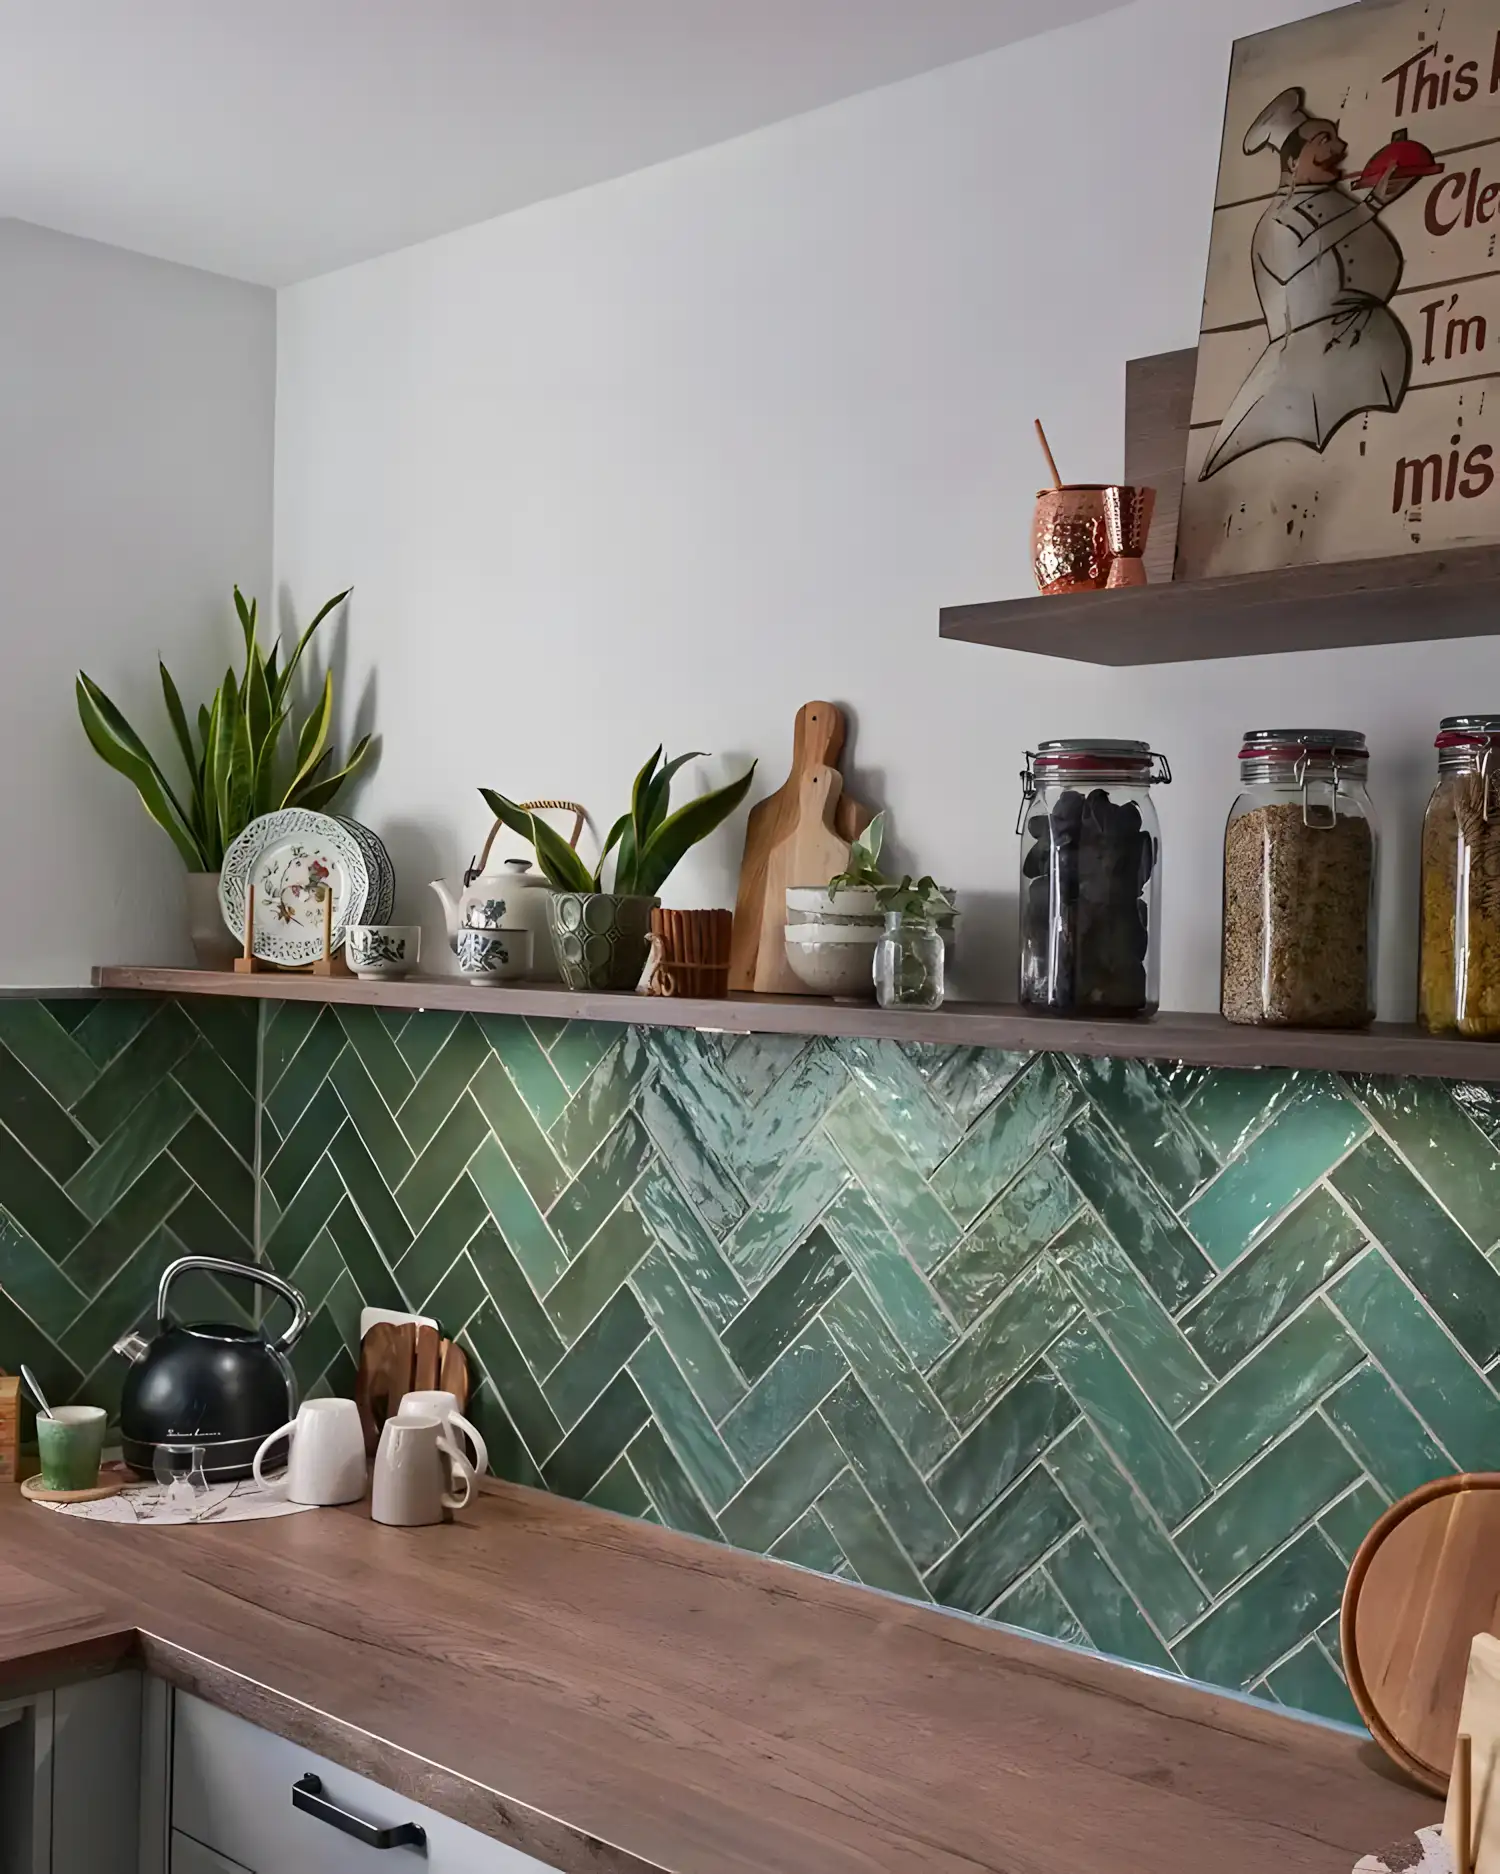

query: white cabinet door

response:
[171,1835,252,1874]
[174,1693,560,1874]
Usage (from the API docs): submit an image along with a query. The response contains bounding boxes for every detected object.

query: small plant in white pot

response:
[784,815,957,998]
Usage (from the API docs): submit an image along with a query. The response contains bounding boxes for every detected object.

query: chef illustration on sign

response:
[1200,87,1438,479]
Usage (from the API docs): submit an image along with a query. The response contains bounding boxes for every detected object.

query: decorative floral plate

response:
[219,811,374,967]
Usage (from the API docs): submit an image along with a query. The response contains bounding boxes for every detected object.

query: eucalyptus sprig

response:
[876,875,951,919]
[482,746,756,899]
[77,586,372,871]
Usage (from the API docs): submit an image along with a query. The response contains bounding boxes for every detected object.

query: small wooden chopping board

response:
[730,701,874,994]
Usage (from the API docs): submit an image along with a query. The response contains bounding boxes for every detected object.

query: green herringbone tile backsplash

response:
[4,992,1500,1733]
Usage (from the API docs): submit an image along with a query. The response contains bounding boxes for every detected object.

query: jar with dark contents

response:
[1017,740,1169,1016]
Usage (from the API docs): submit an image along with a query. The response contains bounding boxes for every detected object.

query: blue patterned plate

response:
[219,811,372,966]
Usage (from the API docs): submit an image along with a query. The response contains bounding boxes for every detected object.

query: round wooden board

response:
[20,1470,126,1504]
[1342,1472,1500,1794]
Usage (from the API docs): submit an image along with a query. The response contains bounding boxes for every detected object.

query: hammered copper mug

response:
[1031,486,1111,595]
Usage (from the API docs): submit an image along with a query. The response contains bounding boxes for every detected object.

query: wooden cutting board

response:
[730,701,874,994]
[1343,1473,1500,1795]
[1445,1633,1500,1873]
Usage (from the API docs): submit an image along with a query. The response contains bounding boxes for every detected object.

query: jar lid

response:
[1239,728,1368,760]
[1031,739,1167,776]
[1436,715,1500,746]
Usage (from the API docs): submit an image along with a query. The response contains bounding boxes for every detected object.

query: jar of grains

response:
[1418,716,1500,1036]
[1221,729,1376,1028]
[1018,740,1170,1016]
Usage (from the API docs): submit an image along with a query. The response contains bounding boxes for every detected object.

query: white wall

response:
[0,219,274,985]
[274,0,1500,1015]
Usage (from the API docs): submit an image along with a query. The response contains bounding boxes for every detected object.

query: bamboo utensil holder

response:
[648,910,732,998]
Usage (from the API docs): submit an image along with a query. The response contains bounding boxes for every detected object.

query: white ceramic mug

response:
[371,1413,473,1527]
[396,1389,487,1478]
[252,1398,368,1506]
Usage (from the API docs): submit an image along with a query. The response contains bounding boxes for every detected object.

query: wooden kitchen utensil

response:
[730,702,874,994]
[437,1339,470,1410]
[1343,1473,1500,1794]
[0,1371,18,1483]
[1445,1637,1500,1874]
[354,1321,417,1458]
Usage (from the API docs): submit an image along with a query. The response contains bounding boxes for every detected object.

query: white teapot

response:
[429,801,585,983]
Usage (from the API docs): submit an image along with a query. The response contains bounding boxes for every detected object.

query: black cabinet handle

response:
[292,1773,427,1851]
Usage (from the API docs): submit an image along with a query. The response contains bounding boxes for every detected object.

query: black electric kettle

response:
[114,1256,309,1482]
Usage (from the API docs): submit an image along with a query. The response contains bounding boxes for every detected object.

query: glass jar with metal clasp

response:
[1419,715,1500,1037]
[1017,739,1170,1017]
[1221,729,1377,1029]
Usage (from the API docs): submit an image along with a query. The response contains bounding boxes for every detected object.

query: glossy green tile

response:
[1174,1415,1359,1594]
[71,997,155,1068]
[820,1376,954,1567]
[472,1014,569,1129]
[930,1056,1080,1228]
[467,1135,567,1292]
[719,1319,846,1472]
[546,1113,650,1257]
[0,1278,79,1402]
[1179,1189,1366,1378]
[1184,1083,1367,1268]
[929,1257,1077,1428]
[419,1238,487,1329]
[542,1369,648,1498]
[1264,1637,1361,1727]
[1058,1117,1213,1310]
[718,1413,846,1551]
[627,1333,741,1510]
[824,1184,955,1366]
[908,1044,1030,1128]
[1331,1135,1500,1363]
[547,1032,650,1173]
[395,1177,488,1310]
[74,1002,197,1139]
[821,1087,959,1269]
[466,1299,563,1461]
[721,1226,847,1382]
[930,1363,1077,1529]
[173,1039,256,1163]
[647,1028,758,1178]
[327,1197,404,1315]
[260,1000,323,1091]
[632,1163,747,1333]
[822,1283,956,1473]
[1177,1302,1361,1484]
[0,1045,90,1184]
[545,1196,654,1342]
[61,1227,179,1376]
[330,1048,413,1187]
[393,1009,456,1078]
[466,1218,564,1374]
[719,1034,810,1103]
[992,1568,1088,1647]
[0,1008,96,1107]
[769,1506,846,1576]
[542,1286,650,1429]
[330,1125,414,1264]
[463,1379,544,1490]
[1318,1478,1388,1564]
[931,1153,1080,1327]
[585,1452,652,1520]
[5,1123,105,1262]
[1046,1419,1209,1639]
[394,1095,488,1232]
[629,1245,746,1421]
[1053,1214,1213,1421]
[1331,1252,1500,1469]
[1046,1528,1175,1671]
[1070,1057,1218,1207]
[262,1007,346,1137]
[1320,1364,1449,1501]
[1351,1075,1500,1249]
[288,1302,347,1396]
[0,1215,82,1341]
[1045,1319,1208,1524]
[468,1056,568,1212]
[546,1021,617,1094]
[638,1077,747,1238]
[179,996,257,1083]
[925,1466,1077,1616]
[730,1044,845,1200]
[816,1470,929,1599]
[625,1420,719,1541]
[725,1131,847,1288]
[160,1179,248,1263]
[1180,1068,1298,1162]
[1173,1528,1345,1688]
[63,1156,191,1293]
[393,1016,488,1153]
[65,1079,192,1222]
[332,1005,414,1108]
[169,1114,253,1235]
[836,1038,961,1172]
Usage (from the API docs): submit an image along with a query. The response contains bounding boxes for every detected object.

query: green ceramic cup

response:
[36,1405,107,1493]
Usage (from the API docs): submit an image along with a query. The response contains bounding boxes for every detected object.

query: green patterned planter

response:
[545,892,659,991]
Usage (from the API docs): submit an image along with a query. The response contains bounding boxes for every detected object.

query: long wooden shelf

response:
[93,966,1500,1080]
[939,539,1500,666]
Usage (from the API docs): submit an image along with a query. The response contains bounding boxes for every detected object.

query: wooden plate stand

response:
[234,885,351,978]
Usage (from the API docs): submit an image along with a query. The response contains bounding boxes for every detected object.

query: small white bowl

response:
[784,935,876,999]
[456,927,532,982]
[346,925,420,980]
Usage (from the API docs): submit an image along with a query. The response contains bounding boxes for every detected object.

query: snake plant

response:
[76,587,372,872]
[482,747,756,898]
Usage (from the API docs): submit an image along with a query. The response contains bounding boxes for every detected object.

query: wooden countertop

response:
[0,1479,1436,1874]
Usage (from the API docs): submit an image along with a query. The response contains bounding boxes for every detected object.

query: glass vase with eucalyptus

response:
[874,910,945,1010]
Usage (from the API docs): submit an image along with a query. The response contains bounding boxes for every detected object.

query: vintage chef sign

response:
[1177,0,1500,580]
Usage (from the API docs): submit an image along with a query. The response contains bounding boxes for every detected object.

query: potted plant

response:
[482,747,755,991]
[76,587,371,966]
[873,876,952,1011]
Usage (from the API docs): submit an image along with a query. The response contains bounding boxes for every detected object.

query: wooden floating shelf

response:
[941,346,1500,665]
[92,966,1500,1082]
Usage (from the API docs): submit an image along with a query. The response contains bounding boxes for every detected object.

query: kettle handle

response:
[156,1257,310,1354]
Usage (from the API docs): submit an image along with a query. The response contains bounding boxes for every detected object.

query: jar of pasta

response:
[1419,716,1500,1037]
